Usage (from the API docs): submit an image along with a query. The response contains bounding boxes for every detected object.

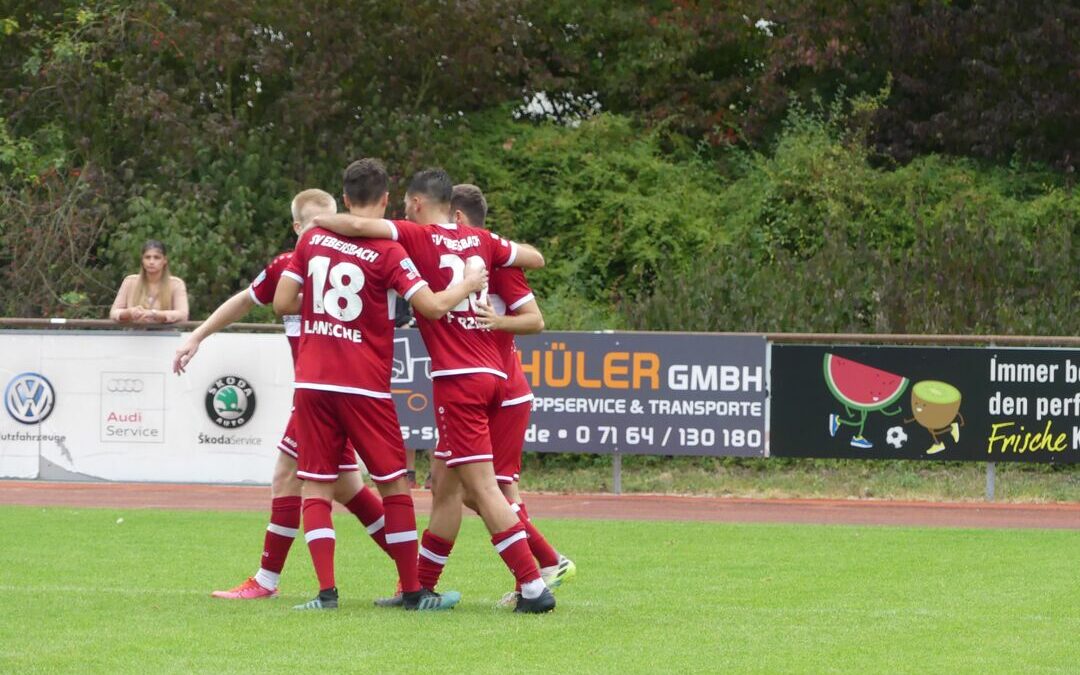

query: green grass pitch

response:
[0,506,1076,673]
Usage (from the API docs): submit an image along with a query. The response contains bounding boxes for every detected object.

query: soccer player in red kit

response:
[173,189,400,600]
[274,159,486,611]
[314,168,556,613]
[451,185,576,606]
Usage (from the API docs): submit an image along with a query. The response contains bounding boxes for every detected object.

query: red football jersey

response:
[249,250,301,363]
[487,267,536,404]
[284,227,428,397]
[387,219,516,378]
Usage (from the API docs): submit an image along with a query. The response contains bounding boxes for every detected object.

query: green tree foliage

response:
[0,0,1075,329]
[627,104,1079,335]
[440,110,728,329]
[865,1,1080,172]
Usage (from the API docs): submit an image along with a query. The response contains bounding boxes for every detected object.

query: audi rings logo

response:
[205,375,257,428]
[106,378,145,393]
[5,372,56,425]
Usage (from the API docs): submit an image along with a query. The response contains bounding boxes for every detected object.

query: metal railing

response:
[2,317,1078,347]
[0,317,280,332]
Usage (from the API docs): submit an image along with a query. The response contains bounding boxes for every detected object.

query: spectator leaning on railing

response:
[109,240,189,324]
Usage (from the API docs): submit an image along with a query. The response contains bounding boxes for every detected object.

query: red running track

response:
[1,481,1077,529]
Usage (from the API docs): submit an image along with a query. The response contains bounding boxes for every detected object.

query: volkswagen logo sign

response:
[106,378,145,393]
[205,375,256,428]
[5,372,56,425]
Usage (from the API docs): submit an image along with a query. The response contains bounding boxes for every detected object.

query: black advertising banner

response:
[390,330,768,457]
[771,345,1080,463]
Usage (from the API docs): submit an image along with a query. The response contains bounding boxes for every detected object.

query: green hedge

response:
[438,110,733,330]
[626,106,1079,335]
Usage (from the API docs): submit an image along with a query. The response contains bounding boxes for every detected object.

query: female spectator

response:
[109,240,189,324]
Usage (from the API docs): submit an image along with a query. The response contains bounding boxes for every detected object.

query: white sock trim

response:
[304,528,336,543]
[419,547,448,565]
[521,578,546,600]
[386,530,419,545]
[266,523,298,538]
[254,568,280,591]
[365,516,385,535]
[493,530,527,553]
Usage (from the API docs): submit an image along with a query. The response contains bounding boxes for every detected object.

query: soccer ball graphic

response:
[885,426,908,449]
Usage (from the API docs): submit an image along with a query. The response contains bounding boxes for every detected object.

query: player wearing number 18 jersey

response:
[314,168,556,613]
[173,189,402,601]
[274,159,485,611]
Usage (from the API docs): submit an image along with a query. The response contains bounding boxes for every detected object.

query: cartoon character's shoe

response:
[950,423,960,443]
[927,442,946,455]
[850,436,872,449]
[829,414,840,437]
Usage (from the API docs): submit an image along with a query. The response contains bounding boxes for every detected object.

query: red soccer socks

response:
[381,494,421,593]
[515,502,560,568]
[302,498,336,592]
[417,530,455,590]
[491,522,542,594]
[343,486,392,557]
[254,495,301,590]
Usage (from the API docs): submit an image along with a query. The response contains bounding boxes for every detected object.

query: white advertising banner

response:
[1,330,294,483]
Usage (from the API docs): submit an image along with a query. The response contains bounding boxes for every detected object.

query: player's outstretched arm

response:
[312,214,395,239]
[510,242,545,269]
[476,298,544,335]
[409,261,488,320]
[173,289,255,374]
[273,276,302,317]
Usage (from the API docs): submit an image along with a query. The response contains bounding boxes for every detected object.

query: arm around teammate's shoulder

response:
[312,214,396,240]
[510,242,545,269]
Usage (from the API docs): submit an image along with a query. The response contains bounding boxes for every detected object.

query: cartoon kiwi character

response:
[904,380,965,455]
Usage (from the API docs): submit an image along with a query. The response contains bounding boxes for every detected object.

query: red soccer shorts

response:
[431,373,505,468]
[293,389,405,483]
[277,407,359,472]
[277,411,301,459]
[490,398,530,483]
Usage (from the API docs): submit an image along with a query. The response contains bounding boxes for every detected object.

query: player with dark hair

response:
[314,168,557,613]
[274,159,485,611]
[450,184,576,607]
[174,188,404,600]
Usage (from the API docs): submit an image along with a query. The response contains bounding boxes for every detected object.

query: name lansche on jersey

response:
[284,227,427,399]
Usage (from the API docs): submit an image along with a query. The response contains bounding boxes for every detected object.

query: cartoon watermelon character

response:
[824,354,909,449]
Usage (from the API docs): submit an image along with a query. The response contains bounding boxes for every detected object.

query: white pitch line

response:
[0,584,207,597]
